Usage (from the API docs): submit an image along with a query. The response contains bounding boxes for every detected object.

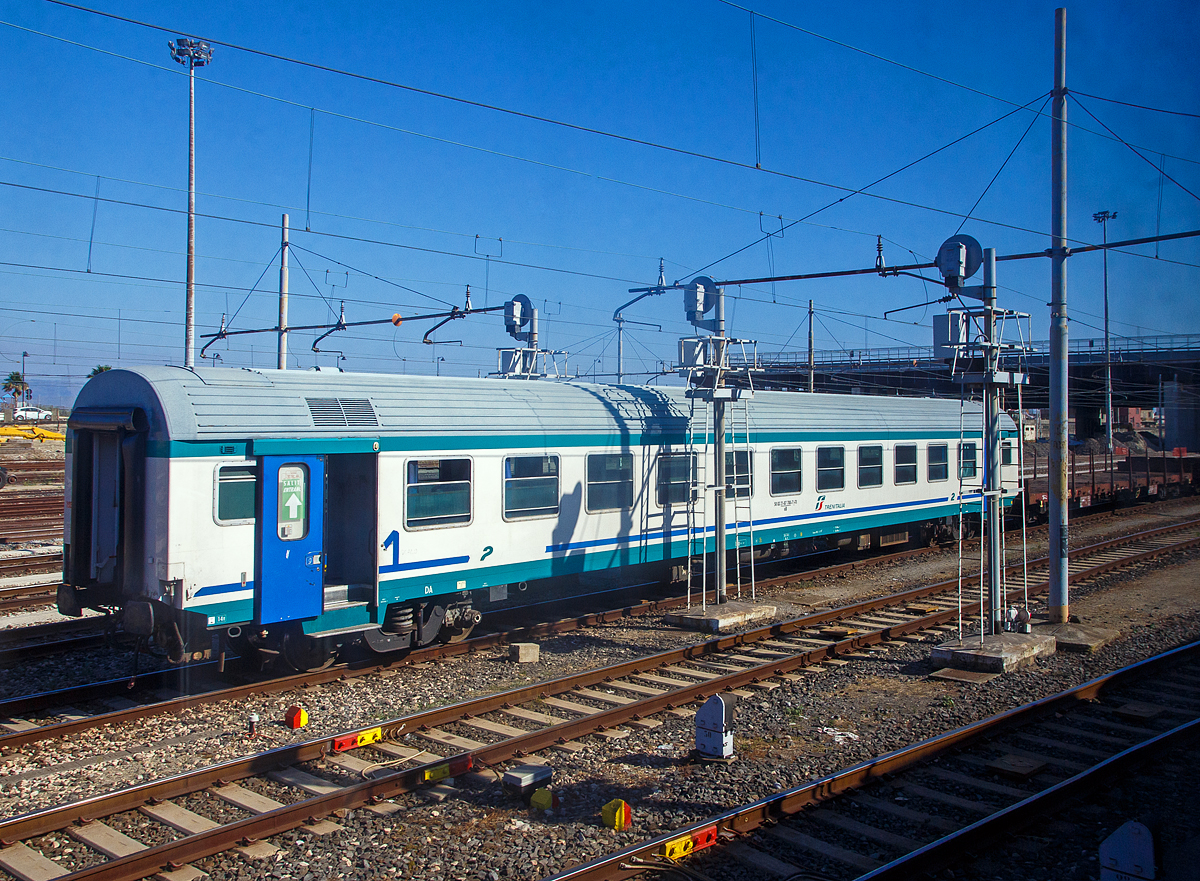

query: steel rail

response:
[0,541,942,744]
[544,638,1200,881]
[0,604,974,864]
[2,526,1196,878]
[0,590,58,614]
[0,581,60,600]
[0,633,109,665]
[0,555,61,576]
[0,588,722,750]
[858,716,1200,880]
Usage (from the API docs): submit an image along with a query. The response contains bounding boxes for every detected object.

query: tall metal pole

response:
[616,316,624,384]
[713,286,728,603]
[983,250,1003,634]
[807,299,815,393]
[185,60,197,368]
[1048,7,1070,624]
[278,214,289,370]
[1102,219,1112,453]
[1094,210,1116,452]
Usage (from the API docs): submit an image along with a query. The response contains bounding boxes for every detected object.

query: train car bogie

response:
[280,628,337,672]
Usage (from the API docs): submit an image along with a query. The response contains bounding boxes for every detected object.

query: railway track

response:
[0,554,62,580]
[0,616,113,665]
[0,520,1196,881]
[0,497,64,542]
[0,493,64,513]
[550,641,1200,881]
[0,459,64,486]
[1,512,1196,746]
[0,581,60,613]
[0,525,62,543]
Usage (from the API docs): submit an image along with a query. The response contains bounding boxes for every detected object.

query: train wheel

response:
[437,623,476,645]
[222,628,262,667]
[281,630,336,672]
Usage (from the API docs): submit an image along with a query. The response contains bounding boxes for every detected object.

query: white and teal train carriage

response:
[60,366,1018,669]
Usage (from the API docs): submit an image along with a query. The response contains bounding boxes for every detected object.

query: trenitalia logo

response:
[815,495,845,511]
[815,495,826,511]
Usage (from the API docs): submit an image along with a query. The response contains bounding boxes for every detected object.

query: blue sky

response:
[1,0,1197,405]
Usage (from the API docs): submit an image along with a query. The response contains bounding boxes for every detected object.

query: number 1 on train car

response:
[256,455,325,624]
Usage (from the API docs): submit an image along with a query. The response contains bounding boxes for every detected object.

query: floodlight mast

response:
[169,36,213,369]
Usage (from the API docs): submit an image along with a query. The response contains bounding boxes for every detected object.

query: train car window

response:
[1002,440,1014,466]
[406,458,472,528]
[816,446,845,491]
[586,454,634,512]
[895,444,917,485]
[959,442,978,479]
[504,455,559,519]
[770,448,802,495]
[214,464,256,525]
[657,453,695,506]
[858,446,883,488]
[928,445,949,482]
[725,450,753,498]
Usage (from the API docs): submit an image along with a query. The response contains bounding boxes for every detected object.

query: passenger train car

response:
[60,367,1019,669]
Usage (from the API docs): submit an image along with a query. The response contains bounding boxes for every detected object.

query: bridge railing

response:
[738,333,1200,370]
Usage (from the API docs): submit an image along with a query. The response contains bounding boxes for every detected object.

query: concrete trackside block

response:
[1032,621,1120,653]
[510,643,540,663]
[664,602,776,634]
[930,633,1056,674]
[929,667,998,684]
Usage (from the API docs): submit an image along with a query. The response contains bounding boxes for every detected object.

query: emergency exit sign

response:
[278,465,306,538]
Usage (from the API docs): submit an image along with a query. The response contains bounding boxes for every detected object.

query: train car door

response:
[256,455,325,625]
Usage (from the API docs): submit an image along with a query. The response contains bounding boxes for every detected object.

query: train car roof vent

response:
[306,397,378,427]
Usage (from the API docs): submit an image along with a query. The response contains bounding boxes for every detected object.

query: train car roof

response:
[69,365,998,446]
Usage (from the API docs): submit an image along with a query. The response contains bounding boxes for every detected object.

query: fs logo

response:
[815,495,826,511]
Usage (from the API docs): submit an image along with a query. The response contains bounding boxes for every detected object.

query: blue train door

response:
[256,455,325,625]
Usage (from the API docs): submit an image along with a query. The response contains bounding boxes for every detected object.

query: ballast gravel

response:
[0,500,1196,881]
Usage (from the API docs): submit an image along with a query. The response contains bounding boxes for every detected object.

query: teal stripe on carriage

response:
[150,429,987,459]
[370,498,984,604]
[192,490,999,633]
[198,598,254,628]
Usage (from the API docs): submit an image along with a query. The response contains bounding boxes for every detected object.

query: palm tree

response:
[3,370,28,403]
[88,365,113,378]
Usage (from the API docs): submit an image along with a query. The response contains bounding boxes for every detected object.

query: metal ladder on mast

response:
[728,381,757,601]
[684,371,712,610]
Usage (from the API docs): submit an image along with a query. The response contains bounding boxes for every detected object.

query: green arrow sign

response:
[278,465,307,538]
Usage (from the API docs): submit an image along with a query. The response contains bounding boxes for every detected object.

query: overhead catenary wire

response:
[687,92,1053,279]
[36,0,1200,172]
[1069,89,1200,120]
[1070,94,1200,204]
[955,96,1052,236]
[8,13,1180,248]
[0,178,653,287]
